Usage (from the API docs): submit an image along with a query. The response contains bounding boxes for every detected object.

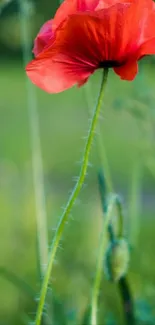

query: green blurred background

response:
[0,1,155,324]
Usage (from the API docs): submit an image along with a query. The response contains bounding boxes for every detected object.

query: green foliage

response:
[1,59,155,324]
[136,300,155,325]
[50,294,67,325]
[0,267,35,298]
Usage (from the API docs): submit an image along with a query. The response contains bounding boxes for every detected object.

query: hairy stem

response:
[85,82,113,194]
[96,130,113,193]
[91,194,116,325]
[18,0,48,277]
[35,69,109,325]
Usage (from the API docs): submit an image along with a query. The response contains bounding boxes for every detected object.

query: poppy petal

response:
[119,0,155,56]
[26,54,94,93]
[77,0,100,10]
[53,5,130,64]
[138,37,155,58]
[53,0,102,29]
[53,0,77,30]
[33,20,53,56]
[95,0,132,10]
[114,61,138,81]
[53,0,129,29]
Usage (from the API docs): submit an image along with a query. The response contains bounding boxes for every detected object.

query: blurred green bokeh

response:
[0,1,155,325]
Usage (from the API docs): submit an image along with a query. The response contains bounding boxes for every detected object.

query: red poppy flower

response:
[33,0,127,56]
[26,0,155,93]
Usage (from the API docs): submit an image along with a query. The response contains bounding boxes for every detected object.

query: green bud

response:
[104,238,130,282]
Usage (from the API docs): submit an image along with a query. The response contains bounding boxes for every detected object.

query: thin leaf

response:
[0,267,35,298]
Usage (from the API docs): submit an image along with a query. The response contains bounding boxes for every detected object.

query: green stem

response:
[98,170,108,213]
[96,130,113,193]
[98,172,135,325]
[118,277,135,325]
[98,172,123,237]
[85,82,113,194]
[35,68,109,325]
[115,195,124,238]
[18,0,48,277]
[90,194,116,325]
[98,169,123,238]
[129,158,142,246]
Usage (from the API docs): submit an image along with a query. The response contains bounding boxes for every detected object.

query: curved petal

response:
[53,5,131,64]
[114,61,138,80]
[138,37,155,58]
[118,0,155,57]
[53,0,77,30]
[96,0,132,10]
[26,53,94,93]
[53,0,128,29]
[77,0,100,10]
[54,0,102,28]
[33,20,53,56]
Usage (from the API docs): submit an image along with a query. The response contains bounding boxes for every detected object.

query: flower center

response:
[99,60,121,68]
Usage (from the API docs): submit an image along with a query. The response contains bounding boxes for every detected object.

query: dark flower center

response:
[99,60,121,68]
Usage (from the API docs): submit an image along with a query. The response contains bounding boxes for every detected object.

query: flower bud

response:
[104,238,130,282]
